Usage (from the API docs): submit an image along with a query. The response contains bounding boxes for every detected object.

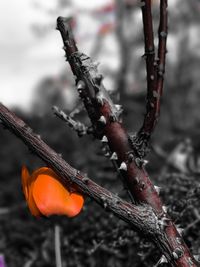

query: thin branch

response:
[134,0,168,157]
[115,0,130,96]
[55,17,199,267]
[52,106,92,137]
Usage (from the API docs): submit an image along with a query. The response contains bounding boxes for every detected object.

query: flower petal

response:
[21,166,41,217]
[28,181,42,217]
[65,193,84,217]
[21,165,31,200]
[32,174,72,217]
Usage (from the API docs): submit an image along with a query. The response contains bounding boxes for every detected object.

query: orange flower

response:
[21,166,84,218]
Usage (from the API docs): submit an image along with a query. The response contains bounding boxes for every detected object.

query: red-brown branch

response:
[56,16,199,267]
[135,0,168,157]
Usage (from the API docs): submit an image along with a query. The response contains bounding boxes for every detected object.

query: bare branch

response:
[55,16,199,267]
[134,0,168,157]
[52,106,92,137]
[0,102,174,262]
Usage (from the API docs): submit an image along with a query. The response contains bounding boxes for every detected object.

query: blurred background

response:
[0,0,200,266]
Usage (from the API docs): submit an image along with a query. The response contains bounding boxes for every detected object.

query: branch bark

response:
[55,16,199,267]
[0,102,172,260]
[134,0,168,157]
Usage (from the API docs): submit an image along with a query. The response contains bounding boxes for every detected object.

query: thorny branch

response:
[55,12,199,267]
[0,102,173,260]
[133,0,168,157]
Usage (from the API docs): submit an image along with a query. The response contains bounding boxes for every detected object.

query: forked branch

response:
[134,0,168,157]
[55,15,199,267]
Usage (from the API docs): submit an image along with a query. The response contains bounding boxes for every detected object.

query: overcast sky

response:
[0,0,111,110]
[0,0,178,111]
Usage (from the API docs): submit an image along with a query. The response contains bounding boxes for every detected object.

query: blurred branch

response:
[133,0,168,157]
[53,106,92,137]
[56,16,199,267]
[115,0,130,96]
[55,225,62,267]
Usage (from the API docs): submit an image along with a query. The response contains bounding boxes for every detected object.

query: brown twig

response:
[55,16,199,267]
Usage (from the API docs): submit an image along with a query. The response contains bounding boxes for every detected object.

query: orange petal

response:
[32,174,73,217]
[32,167,51,181]
[65,193,84,217]
[21,166,42,217]
[22,166,84,218]
[21,165,31,200]
[27,181,42,217]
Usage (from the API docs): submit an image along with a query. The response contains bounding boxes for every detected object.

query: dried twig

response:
[53,106,92,137]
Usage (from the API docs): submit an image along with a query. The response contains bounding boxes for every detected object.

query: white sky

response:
[0,0,178,111]
[0,0,110,110]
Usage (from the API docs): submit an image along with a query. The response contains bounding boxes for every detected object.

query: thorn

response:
[154,186,161,194]
[160,31,167,38]
[135,177,140,184]
[153,91,160,98]
[139,182,145,191]
[174,248,184,258]
[159,218,168,228]
[101,135,108,143]
[172,251,179,260]
[188,257,194,266]
[150,75,155,81]
[119,162,127,171]
[159,255,168,264]
[143,160,149,166]
[96,96,104,106]
[127,210,131,216]
[115,104,122,111]
[98,116,106,125]
[105,152,110,157]
[103,201,108,209]
[83,177,89,184]
[194,255,200,262]
[77,80,85,91]
[177,227,184,235]
[150,102,155,108]
[110,152,118,160]
[162,206,167,213]
[176,237,182,245]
